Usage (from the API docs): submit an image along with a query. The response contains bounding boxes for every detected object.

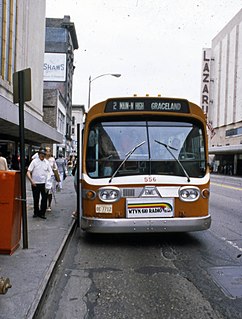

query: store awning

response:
[209,144,242,155]
[0,95,62,144]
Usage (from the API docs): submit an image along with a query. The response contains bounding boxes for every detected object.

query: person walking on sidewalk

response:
[45,147,58,212]
[67,156,74,176]
[26,148,52,219]
[56,153,66,191]
[72,167,78,219]
[0,151,8,170]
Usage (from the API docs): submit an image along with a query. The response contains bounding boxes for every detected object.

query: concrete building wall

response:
[236,22,242,122]
[207,9,242,175]
[210,10,242,128]
[212,44,220,128]
[71,105,85,155]
[0,0,62,160]
[16,0,46,120]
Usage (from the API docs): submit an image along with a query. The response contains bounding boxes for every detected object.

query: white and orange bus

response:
[79,96,211,233]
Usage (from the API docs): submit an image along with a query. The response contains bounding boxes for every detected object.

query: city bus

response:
[79,96,211,233]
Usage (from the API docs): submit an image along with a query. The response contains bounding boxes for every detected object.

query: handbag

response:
[53,169,60,182]
[45,172,52,190]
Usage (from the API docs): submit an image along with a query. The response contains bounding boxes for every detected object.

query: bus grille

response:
[122,188,135,197]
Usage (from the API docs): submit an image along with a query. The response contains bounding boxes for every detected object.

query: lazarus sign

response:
[43,53,66,82]
[200,48,211,114]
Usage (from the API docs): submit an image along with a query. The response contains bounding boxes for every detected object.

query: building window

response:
[72,116,75,125]
[66,123,71,138]
[226,127,242,137]
[71,127,75,135]
[0,0,17,82]
[58,109,65,134]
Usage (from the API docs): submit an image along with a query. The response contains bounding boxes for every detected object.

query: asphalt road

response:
[35,174,242,319]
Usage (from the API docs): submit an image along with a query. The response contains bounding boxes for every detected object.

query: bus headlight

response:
[98,187,120,202]
[179,186,200,202]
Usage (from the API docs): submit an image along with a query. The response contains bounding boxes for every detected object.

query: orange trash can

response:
[0,171,22,255]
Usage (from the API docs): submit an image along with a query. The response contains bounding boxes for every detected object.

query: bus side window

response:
[87,130,97,173]
[86,148,96,172]
[88,130,96,147]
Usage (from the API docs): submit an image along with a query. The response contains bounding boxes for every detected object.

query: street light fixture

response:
[88,73,121,109]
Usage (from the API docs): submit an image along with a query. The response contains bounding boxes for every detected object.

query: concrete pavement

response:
[0,175,77,319]
[1,173,241,318]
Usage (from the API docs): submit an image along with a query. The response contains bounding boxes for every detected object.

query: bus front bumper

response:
[81,215,211,233]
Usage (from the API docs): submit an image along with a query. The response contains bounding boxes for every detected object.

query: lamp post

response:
[88,73,121,109]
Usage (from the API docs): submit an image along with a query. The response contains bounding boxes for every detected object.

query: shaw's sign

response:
[43,53,66,82]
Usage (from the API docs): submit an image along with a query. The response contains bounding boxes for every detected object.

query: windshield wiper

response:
[109,141,146,183]
[154,140,190,182]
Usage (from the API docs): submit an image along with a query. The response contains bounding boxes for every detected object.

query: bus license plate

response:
[126,198,174,218]
[96,204,112,214]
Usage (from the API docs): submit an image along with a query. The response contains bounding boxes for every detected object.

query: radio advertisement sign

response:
[126,198,174,218]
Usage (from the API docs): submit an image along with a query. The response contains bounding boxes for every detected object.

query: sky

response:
[46,0,242,109]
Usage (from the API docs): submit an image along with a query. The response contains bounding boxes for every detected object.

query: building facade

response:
[204,9,242,175]
[43,15,78,157]
[0,0,62,166]
[71,104,85,156]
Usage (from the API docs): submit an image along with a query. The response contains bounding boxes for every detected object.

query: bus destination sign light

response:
[105,98,189,113]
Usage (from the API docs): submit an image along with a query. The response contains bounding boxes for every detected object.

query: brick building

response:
[43,15,79,157]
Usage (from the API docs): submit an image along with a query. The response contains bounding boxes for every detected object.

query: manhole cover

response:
[208,266,242,299]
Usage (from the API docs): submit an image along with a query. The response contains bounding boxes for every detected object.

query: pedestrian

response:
[11,153,20,170]
[55,153,67,191]
[45,147,58,212]
[67,156,73,176]
[72,167,78,219]
[26,147,52,219]
[0,151,8,171]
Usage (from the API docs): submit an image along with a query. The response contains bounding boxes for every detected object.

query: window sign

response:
[43,53,66,82]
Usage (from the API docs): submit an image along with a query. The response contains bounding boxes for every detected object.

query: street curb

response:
[26,218,77,319]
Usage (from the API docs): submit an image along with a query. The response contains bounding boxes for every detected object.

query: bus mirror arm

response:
[154,140,190,183]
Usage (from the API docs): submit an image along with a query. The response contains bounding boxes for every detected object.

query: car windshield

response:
[86,118,206,179]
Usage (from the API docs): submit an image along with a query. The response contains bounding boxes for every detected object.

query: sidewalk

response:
[0,175,77,319]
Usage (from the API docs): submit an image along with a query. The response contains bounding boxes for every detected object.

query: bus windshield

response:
[86,118,206,179]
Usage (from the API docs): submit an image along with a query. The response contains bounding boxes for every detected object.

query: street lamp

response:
[88,73,121,109]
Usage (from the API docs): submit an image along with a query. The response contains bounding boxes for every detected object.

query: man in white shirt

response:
[26,148,52,219]
[0,152,8,170]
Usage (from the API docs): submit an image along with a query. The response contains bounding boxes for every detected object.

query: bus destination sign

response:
[105,98,189,113]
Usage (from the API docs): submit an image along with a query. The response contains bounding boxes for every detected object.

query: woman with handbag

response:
[45,147,59,212]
